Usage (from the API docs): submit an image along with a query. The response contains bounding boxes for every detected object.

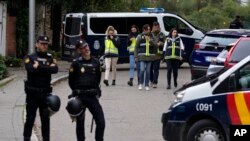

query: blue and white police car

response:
[162,54,250,141]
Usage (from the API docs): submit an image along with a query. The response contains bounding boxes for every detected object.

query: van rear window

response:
[65,17,81,36]
[90,17,157,34]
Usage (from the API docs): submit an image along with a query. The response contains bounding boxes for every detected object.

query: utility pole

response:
[29,0,35,54]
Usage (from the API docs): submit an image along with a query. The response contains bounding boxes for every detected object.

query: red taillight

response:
[194,43,200,50]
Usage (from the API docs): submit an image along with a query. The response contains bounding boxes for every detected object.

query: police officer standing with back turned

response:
[68,40,105,141]
[23,36,59,141]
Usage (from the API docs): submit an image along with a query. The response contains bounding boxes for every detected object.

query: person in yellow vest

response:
[150,21,165,88]
[134,24,157,91]
[163,28,184,89]
[103,26,120,86]
[127,25,140,86]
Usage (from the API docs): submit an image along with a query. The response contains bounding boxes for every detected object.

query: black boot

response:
[103,80,109,86]
[174,81,178,88]
[127,78,133,86]
[112,80,116,85]
[167,85,171,89]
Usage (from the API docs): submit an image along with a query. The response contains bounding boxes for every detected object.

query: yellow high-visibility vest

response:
[105,39,118,55]
[128,38,136,52]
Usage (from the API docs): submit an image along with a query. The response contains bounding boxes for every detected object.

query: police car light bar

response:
[139,7,165,13]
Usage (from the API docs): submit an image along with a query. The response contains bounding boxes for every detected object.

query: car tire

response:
[187,119,226,141]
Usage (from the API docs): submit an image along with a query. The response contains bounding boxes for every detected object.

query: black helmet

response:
[46,94,61,116]
[66,97,85,121]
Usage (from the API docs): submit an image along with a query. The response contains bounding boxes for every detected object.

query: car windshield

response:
[229,40,250,63]
[200,35,239,46]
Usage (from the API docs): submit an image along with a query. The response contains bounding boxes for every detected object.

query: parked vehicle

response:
[225,37,250,68]
[190,29,250,80]
[206,42,235,76]
[162,54,250,141]
[61,8,205,63]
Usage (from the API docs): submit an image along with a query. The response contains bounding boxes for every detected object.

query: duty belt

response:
[73,89,100,96]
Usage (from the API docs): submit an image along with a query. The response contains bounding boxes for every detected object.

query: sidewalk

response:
[0,60,70,141]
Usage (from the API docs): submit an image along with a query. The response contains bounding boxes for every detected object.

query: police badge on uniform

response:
[81,67,85,73]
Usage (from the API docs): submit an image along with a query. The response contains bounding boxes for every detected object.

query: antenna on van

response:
[139,7,165,13]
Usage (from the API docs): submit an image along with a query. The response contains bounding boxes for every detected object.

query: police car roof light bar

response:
[139,7,165,13]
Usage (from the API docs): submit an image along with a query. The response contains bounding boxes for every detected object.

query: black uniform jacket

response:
[24,52,58,88]
[68,57,101,91]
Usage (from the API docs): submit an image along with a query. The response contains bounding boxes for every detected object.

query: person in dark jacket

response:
[134,24,157,91]
[229,15,244,29]
[23,36,58,141]
[127,24,140,86]
[150,21,165,88]
[163,28,184,89]
[68,40,105,141]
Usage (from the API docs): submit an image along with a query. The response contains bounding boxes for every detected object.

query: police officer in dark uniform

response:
[23,36,59,141]
[68,40,105,141]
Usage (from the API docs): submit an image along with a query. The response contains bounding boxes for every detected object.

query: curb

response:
[0,75,16,87]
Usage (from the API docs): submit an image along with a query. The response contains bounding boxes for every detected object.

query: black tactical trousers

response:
[166,59,180,86]
[23,94,50,141]
[76,95,105,141]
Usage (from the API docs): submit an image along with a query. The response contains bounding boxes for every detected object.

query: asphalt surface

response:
[0,61,191,141]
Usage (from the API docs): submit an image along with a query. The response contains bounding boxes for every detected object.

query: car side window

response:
[238,63,250,90]
[163,16,193,35]
[213,61,250,94]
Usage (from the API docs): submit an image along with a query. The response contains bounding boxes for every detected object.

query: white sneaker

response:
[145,86,150,91]
[138,84,143,90]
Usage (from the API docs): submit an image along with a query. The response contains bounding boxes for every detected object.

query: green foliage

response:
[0,56,8,80]
[16,5,29,58]
[4,57,22,67]
[159,0,249,31]
[62,0,150,12]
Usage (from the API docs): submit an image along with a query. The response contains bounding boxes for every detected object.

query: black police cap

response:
[75,40,88,49]
[36,36,49,44]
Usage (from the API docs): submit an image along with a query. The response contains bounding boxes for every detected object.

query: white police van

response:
[62,8,205,63]
[162,54,250,141]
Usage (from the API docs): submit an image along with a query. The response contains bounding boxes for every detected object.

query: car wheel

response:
[187,119,226,141]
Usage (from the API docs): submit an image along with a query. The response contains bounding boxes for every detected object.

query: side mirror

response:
[228,73,236,91]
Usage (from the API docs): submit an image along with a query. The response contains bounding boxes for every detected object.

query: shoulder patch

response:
[24,57,30,64]
[69,67,74,72]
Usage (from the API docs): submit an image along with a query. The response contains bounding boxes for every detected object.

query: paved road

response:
[36,64,192,141]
